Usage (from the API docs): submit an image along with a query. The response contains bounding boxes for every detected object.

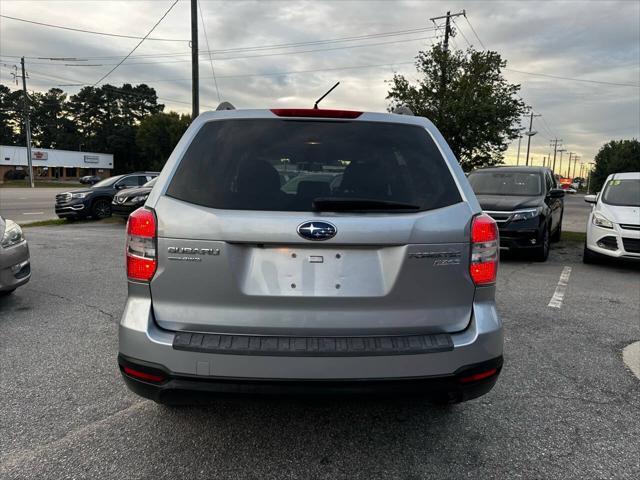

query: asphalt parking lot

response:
[1,219,638,480]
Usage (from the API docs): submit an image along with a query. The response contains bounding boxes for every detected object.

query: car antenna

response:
[313,82,340,109]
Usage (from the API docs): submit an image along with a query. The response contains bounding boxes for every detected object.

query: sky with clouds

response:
[1,0,638,171]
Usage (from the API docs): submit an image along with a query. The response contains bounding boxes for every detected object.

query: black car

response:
[467,166,565,261]
[55,172,159,220]
[112,177,157,218]
[79,175,102,185]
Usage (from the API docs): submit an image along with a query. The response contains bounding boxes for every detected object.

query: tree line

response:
[0,83,190,173]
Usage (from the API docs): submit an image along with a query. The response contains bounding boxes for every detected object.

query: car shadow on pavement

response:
[140,394,494,475]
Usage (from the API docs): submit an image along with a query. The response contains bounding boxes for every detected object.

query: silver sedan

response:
[0,217,31,295]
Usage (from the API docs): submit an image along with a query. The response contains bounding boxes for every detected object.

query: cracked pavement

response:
[1,222,639,479]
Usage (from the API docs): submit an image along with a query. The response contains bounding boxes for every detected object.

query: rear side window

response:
[166,119,461,212]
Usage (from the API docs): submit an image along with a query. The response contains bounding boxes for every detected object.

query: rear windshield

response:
[468,171,542,196]
[602,179,640,207]
[165,119,461,212]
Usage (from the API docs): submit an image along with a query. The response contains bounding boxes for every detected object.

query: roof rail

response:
[216,101,235,111]
[392,105,414,116]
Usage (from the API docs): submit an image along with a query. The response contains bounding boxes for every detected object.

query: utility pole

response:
[20,57,34,188]
[430,10,465,126]
[516,134,523,165]
[430,10,465,51]
[572,155,580,179]
[550,138,562,173]
[524,110,541,166]
[191,0,199,119]
[566,152,574,178]
[557,148,566,177]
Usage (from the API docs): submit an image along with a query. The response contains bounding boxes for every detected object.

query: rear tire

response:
[533,226,550,262]
[91,199,112,219]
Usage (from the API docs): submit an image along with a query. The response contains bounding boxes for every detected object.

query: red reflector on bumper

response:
[459,368,498,384]
[123,366,165,383]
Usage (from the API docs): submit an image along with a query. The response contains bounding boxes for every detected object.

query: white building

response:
[0,145,114,183]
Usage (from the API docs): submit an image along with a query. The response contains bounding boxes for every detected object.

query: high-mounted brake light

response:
[270,108,362,119]
[470,214,499,285]
[126,208,157,282]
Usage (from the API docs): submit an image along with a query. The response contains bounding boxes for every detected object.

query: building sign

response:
[32,151,48,160]
[84,155,99,164]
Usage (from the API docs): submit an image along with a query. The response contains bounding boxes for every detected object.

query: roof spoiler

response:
[392,105,414,116]
[216,101,235,111]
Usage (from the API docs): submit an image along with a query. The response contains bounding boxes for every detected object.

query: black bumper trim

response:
[118,354,503,403]
[173,331,454,357]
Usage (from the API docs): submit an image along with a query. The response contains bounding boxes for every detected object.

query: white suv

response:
[584,172,640,262]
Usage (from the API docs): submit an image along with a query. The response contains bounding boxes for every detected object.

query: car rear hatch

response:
[149,112,476,336]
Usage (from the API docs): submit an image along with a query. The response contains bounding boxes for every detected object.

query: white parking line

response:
[548,266,572,308]
[22,212,44,215]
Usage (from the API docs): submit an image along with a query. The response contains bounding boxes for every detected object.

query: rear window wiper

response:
[312,197,421,212]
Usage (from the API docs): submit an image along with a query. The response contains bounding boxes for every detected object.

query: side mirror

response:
[548,188,565,199]
[584,194,597,204]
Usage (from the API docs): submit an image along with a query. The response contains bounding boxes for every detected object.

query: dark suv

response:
[55,172,158,220]
[467,166,565,261]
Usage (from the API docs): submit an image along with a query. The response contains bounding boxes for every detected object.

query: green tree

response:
[30,88,79,150]
[387,44,527,170]
[590,139,640,192]
[67,84,164,172]
[0,84,25,145]
[136,112,191,171]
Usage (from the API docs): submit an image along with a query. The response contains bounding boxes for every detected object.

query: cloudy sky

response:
[1,0,639,171]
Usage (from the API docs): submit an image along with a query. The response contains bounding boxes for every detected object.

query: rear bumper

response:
[118,353,502,403]
[0,241,31,292]
[118,288,503,401]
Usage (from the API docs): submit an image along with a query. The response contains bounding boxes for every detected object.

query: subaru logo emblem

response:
[297,221,337,241]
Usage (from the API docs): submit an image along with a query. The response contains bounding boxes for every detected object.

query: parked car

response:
[0,216,31,296]
[55,172,159,220]
[3,169,27,181]
[112,178,157,218]
[583,172,640,263]
[80,175,102,185]
[118,107,503,405]
[467,166,565,261]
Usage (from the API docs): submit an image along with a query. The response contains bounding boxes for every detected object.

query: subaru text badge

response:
[297,221,337,241]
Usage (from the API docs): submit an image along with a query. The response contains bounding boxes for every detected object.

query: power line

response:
[451,19,471,48]
[63,35,439,68]
[92,0,179,87]
[463,15,486,49]
[505,68,640,88]
[0,13,188,42]
[198,0,220,103]
[0,26,438,61]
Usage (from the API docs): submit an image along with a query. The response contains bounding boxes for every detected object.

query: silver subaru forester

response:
[118,107,503,404]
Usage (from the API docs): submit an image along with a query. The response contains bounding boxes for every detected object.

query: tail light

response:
[470,214,499,285]
[126,208,157,282]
